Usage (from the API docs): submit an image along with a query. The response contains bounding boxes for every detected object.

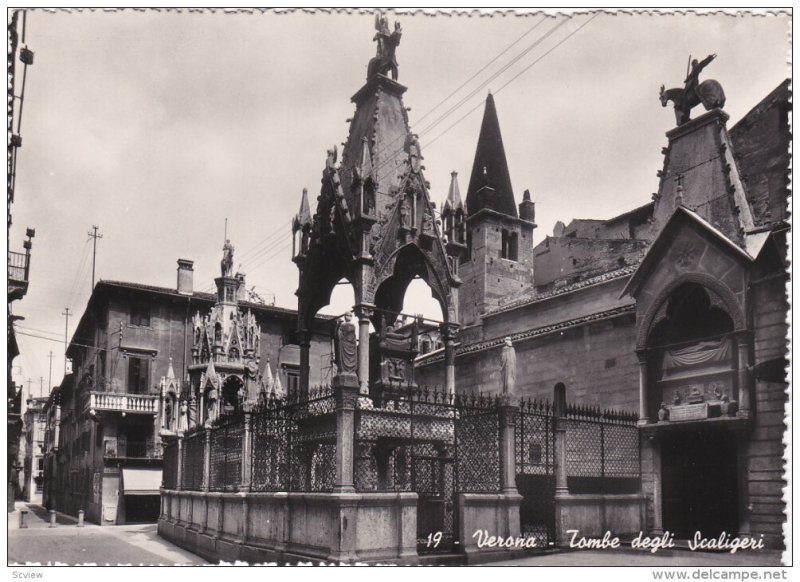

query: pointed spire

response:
[272,374,285,401]
[293,188,312,233]
[262,358,274,390]
[165,357,176,382]
[443,171,464,214]
[466,93,517,218]
[356,136,374,182]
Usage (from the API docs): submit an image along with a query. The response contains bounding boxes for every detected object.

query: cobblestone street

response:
[8,503,207,566]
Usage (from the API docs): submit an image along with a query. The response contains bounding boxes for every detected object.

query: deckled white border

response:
[6,6,791,576]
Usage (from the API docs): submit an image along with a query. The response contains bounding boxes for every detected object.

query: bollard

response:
[19,509,28,528]
[49,509,57,528]
[77,510,85,527]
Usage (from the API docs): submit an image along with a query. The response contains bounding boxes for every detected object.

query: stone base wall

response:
[159,489,418,564]
[554,493,646,544]
[458,492,527,563]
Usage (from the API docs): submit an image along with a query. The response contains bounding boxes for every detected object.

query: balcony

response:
[89,392,159,415]
[104,439,163,460]
[8,229,34,302]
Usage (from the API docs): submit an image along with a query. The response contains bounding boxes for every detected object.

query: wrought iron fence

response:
[209,415,244,491]
[162,438,179,490]
[353,384,503,553]
[515,397,555,547]
[180,429,205,491]
[250,385,336,493]
[563,403,640,494]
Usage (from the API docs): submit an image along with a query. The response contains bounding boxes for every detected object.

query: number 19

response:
[426,532,443,548]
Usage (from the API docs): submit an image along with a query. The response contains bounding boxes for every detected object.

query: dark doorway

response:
[661,429,739,538]
[124,495,160,523]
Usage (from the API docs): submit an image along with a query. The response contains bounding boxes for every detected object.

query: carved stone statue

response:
[399,200,410,228]
[206,386,218,423]
[325,145,338,171]
[367,11,402,80]
[500,337,517,395]
[334,311,358,375]
[659,54,726,126]
[422,210,434,234]
[178,400,188,432]
[221,239,234,277]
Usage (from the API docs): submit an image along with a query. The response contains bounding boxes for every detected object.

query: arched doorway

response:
[645,283,740,538]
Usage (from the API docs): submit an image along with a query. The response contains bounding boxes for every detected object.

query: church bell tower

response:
[459,93,536,328]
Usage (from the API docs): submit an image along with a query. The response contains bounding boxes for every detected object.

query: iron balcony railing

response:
[8,250,30,283]
[89,391,159,414]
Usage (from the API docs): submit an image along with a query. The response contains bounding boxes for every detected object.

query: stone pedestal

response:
[333,373,360,494]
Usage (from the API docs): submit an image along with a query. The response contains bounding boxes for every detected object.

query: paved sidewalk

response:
[489,548,786,567]
[8,502,207,565]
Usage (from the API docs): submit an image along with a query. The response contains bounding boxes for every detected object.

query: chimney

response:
[177,259,194,295]
[519,189,536,223]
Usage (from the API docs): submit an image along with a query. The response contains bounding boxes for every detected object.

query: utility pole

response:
[88,225,103,291]
[62,307,72,375]
[47,351,54,395]
[39,377,44,398]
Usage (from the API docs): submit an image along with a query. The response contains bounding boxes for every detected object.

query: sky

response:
[8,8,790,397]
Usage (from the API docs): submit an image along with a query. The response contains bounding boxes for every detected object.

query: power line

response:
[87,225,103,291]
[15,330,119,354]
[61,307,72,375]
[414,16,548,126]
[371,17,573,186]
[426,13,600,149]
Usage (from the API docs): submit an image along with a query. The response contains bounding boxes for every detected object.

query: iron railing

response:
[8,250,29,283]
[563,403,640,494]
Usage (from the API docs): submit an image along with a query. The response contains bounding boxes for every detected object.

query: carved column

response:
[241,413,252,491]
[332,374,359,493]
[554,420,568,495]
[499,399,519,494]
[441,324,457,396]
[203,429,212,493]
[651,438,664,534]
[355,304,374,396]
[734,331,752,418]
[637,349,650,425]
[298,329,311,397]
[176,435,183,491]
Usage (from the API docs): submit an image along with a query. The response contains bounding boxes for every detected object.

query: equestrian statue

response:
[367,11,402,81]
[660,54,726,126]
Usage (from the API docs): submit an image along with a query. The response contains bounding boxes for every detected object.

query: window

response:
[501,229,519,261]
[509,232,519,261]
[127,356,150,394]
[130,304,150,327]
[286,370,300,395]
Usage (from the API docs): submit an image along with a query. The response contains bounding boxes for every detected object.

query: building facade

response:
[21,397,47,504]
[7,9,36,512]
[416,80,790,548]
[44,248,333,525]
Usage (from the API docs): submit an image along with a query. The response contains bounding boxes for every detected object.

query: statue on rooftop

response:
[221,239,235,277]
[659,54,726,126]
[368,11,402,81]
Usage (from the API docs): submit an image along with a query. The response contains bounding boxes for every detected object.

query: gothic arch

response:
[636,271,746,350]
[371,243,453,327]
